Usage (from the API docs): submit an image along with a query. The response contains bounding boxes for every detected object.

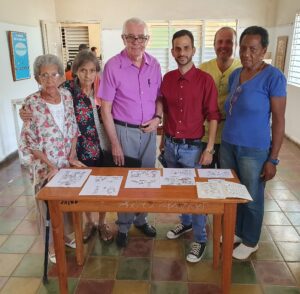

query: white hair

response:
[122,17,148,35]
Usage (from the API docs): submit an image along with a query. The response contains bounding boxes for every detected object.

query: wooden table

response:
[37,167,247,294]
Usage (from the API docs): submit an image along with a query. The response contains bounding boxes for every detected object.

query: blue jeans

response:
[220,140,269,246]
[164,137,207,243]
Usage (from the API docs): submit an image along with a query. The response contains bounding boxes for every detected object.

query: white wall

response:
[270,0,300,144]
[0,22,44,161]
[54,0,278,29]
[0,0,56,162]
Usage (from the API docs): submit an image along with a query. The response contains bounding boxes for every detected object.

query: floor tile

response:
[75,279,114,294]
[252,241,283,261]
[260,226,273,242]
[270,190,298,201]
[90,238,120,257]
[296,226,300,235]
[13,253,43,277]
[152,257,187,281]
[0,206,6,215]
[263,285,300,293]
[263,212,291,225]
[188,283,222,293]
[264,199,281,211]
[13,219,39,235]
[230,284,263,294]
[122,238,153,257]
[154,213,180,224]
[266,181,290,190]
[0,277,40,294]
[153,239,184,259]
[117,257,150,280]
[0,277,8,291]
[268,226,300,242]
[151,281,188,294]
[277,201,300,212]
[231,261,257,284]
[48,254,84,278]
[286,212,300,226]
[0,235,8,247]
[12,195,35,207]
[29,236,45,254]
[186,260,221,283]
[0,253,23,275]
[112,280,150,294]
[277,242,300,261]
[0,206,31,220]
[287,262,300,285]
[37,278,77,294]
[252,261,296,286]
[0,235,35,253]
[0,218,21,234]
[81,256,117,279]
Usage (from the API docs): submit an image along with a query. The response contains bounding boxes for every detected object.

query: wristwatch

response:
[205,148,215,155]
[267,158,280,165]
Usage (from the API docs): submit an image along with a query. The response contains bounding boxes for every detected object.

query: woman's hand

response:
[261,162,276,182]
[69,158,87,167]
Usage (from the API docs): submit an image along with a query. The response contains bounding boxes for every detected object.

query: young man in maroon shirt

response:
[161,30,220,263]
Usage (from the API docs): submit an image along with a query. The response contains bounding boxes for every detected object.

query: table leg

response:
[48,201,68,294]
[213,214,222,269]
[222,203,237,294]
[72,212,84,265]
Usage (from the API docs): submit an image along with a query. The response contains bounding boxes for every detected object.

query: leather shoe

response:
[116,231,128,247]
[135,223,156,237]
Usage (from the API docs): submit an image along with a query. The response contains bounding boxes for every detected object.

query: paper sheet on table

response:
[79,176,123,196]
[161,168,196,185]
[197,169,233,178]
[161,176,195,186]
[163,168,196,178]
[196,181,252,200]
[125,170,161,188]
[46,169,92,187]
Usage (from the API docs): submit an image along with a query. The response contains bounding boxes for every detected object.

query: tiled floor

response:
[0,138,300,293]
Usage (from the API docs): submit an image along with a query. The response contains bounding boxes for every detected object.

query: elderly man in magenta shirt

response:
[99,17,163,247]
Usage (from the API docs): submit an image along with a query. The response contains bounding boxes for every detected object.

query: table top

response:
[37,167,247,205]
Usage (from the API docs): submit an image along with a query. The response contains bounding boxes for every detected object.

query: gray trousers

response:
[115,124,156,233]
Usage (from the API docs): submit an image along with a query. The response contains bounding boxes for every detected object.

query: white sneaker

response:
[232,243,258,260]
[220,234,242,244]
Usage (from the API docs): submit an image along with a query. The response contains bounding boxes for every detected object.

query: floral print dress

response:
[20,88,78,188]
[63,78,102,167]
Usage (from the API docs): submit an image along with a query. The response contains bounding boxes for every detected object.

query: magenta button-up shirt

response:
[98,50,162,125]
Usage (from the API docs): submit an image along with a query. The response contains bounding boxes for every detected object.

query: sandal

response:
[64,237,76,249]
[98,224,114,243]
[48,249,56,264]
[83,222,97,243]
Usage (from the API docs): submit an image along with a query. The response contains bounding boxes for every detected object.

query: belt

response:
[165,134,201,145]
[113,119,140,129]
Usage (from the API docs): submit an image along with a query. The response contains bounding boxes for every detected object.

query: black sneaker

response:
[135,223,156,237]
[166,223,192,239]
[116,231,128,247]
[186,242,206,263]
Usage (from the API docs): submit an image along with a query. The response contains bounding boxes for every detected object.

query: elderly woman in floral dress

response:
[20,54,85,263]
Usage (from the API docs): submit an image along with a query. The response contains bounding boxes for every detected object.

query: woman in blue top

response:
[221,26,286,260]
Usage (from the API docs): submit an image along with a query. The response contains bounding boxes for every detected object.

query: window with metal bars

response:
[147,20,237,75]
[288,13,300,87]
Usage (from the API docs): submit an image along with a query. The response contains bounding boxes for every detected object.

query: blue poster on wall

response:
[8,31,31,81]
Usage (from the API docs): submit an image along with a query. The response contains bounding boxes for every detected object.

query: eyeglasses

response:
[122,34,149,43]
[39,72,60,80]
[229,85,242,116]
